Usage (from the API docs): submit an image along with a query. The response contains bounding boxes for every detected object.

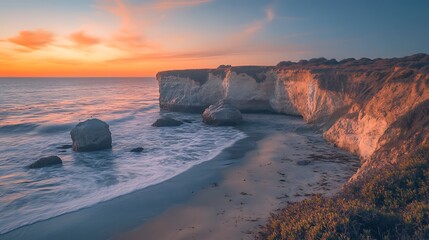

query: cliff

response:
[156,54,429,179]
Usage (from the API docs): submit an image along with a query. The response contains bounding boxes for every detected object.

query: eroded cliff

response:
[156,54,429,179]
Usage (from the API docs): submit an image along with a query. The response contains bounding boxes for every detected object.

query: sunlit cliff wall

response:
[157,54,429,179]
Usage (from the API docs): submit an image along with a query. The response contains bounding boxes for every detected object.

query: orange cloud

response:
[70,31,101,46]
[98,0,160,52]
[8,29,55,50]
[99,0,212,51]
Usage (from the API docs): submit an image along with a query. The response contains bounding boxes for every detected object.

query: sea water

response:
[0,78,245,234]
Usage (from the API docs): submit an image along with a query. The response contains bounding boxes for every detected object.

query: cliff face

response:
[157,54,429,179]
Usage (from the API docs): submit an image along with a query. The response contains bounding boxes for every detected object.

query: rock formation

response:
[157,54,429,179]
[70,119,112,152]
[202,101,243,126]
[130,147,144,153]
[152,117,183,127]
[28,156,62,169]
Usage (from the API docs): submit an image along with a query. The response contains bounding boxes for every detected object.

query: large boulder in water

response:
[28,156,62,169]
[202,101,243,126]
[70,119,112,152]
[152,117,183,127]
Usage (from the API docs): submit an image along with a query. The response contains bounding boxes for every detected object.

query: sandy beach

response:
[0,114,359,240]
[118,114,360,240]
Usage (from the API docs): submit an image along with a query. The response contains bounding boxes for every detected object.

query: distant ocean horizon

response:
[0,77,245,234]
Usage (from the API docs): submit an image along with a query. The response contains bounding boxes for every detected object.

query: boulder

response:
[70,119,112,152]
[152,117,183,127]
[28,156,62,169]
[131,147,144,153]
[202,101,243,126]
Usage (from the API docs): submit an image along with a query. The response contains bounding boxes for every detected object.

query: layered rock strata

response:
[157,54,429,179]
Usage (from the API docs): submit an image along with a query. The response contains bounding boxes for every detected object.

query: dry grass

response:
[258,148,429,240]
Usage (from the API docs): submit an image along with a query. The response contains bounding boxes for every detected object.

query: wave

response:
[107,115,136,125]
[37,123,75,134]
[137,105,158,113]
[0,131,247,234]
[0,123,39,134]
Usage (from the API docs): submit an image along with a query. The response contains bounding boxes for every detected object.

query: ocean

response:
[0,78,246,234]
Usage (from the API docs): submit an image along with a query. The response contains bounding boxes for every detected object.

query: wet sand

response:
[118,115,360,240]
[1,114,359,240]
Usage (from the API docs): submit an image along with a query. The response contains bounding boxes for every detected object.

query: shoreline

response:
[0,114,264,240]
[118,114,360,240]
[1,114,359,240]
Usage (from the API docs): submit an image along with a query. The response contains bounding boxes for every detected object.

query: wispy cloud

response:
[104,3,288,64]
[106,41,308,64]
[232,5,275,40]
[98,0,159,51]
[266,6,274,22]
[8,29,55,50]
[69,31,101,46]
[98,0,213,51]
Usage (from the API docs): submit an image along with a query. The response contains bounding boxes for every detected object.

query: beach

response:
[0,113,359,240]
[117,114,360,240]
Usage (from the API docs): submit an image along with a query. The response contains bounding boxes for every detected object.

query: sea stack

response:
[70,118,112,152]
[202,101,243,126]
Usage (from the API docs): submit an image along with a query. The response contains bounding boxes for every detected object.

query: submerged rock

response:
[70,119,112,152]
[152,117,183,127]
[28,156,62,169]
[202,101,243,126]
[56,144,72,150]
[130,147,144,153]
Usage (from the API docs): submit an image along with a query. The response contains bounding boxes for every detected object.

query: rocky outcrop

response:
[130,147,144,153]
[152,117,183,127]
[70,119,112,152]
[202,101,243,126]
[157,66,276,112]
[28,156,62,169]
[157,54,429,179]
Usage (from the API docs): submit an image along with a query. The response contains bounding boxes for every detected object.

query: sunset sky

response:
[1,0,428,77]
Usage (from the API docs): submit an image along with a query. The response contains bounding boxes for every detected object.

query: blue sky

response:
[1,0,428,76]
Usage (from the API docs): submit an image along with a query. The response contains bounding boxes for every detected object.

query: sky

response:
[0,0,428,77]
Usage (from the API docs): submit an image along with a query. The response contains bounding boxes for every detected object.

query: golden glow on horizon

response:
[0,0,308,77]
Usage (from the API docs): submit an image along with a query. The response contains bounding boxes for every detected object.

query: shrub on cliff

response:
[259,148,429,240]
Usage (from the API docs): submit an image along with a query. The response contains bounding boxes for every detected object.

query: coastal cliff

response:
[157,54,429,179]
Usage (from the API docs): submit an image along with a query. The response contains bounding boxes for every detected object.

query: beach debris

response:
[151,117,183,127]
[202,100,243,126]
[28,156,62,169]
[130,147,144,153]
[70,118,112,152]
